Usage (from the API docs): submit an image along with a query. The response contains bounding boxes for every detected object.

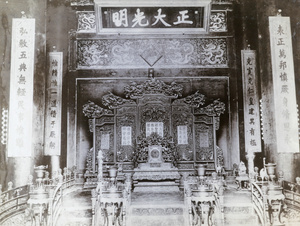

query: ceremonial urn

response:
[108,165,118,178]
[34,165,48,190]
[265,163,276,181]
[196,164,207,177]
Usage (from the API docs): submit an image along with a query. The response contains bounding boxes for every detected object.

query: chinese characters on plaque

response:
[241,50,262,153]
[146,122,164,137]
[121,126,132,146]
[102,7,204,28]
[45,52,63,156]
[100,134,110,150]
[269,15,299,153]
[177,125,188,145]
[97,5,210,33]
[8,18,35,157]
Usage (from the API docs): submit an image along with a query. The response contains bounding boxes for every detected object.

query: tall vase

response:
[265,163,276,177]
[108,165,118,178]
[196,164,207,177]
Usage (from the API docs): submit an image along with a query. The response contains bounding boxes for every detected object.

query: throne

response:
[132,133,181,192]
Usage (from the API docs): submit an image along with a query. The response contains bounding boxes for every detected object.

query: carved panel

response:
[116,114,136,162]
[216,146,224,166]
[194,123,214,161]
[116,106,137,115]
[76,38,228,69]
[124,78,183,99]
[76,11,96,33]
[177,163,195,170]
[194,99,226,116]
[95,125,114,162]
[210,11,227,32]
[194,115,213,124]
[140,104,170,137]
[172,105,194,161]
[95,116,114,125]
[173,91,205,108]
[102,92,135,109]
[88,119,94,132]
[83,100,113,118]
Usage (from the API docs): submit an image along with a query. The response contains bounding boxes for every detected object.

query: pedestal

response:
[51,155,60,178]
[246,152,255,176]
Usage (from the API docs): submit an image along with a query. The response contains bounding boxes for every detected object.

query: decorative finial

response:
[277,9,282,17]
[53,46,57,52]
[247,44,251,50]
[21,11,26,18]
[148,68,154,78]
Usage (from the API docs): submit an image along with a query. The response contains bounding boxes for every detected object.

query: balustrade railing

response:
[282,180,300,210]
[0,166,79,226]
[250,161,287,226]
[251,182,267,226]
[47,172,77,226]
[0,183,30,224]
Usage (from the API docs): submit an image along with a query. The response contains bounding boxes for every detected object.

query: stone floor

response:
[57,181,260,226]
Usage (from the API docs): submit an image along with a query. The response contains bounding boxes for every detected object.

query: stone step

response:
[56,217,92,226]
[130,206,185,216]
[223,205,254,214]
[60,207,92,218]
[128,215,186,226]
[224,213,259,226]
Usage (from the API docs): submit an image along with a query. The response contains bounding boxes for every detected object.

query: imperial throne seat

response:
[132,144,181,192]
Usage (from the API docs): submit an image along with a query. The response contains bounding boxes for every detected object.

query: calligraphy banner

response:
[241,50,262,153]
[44,52,63,156]
[269,15,299,153]
[8,18,35,157]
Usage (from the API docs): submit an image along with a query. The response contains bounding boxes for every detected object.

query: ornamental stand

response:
[26,165,49,226]
[266,186,285,226]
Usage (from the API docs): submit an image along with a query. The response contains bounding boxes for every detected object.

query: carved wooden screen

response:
[172,105,194,162]
[194,115,216,170]
[83,78,225,173]
[139,96,172,138]
[115,106,137,162]
[94,117,115,163]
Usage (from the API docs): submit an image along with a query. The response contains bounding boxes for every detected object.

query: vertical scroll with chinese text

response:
[269,15,299,153]
[8,18,35,157]
[45,52,63,156]
[241,50,262,153]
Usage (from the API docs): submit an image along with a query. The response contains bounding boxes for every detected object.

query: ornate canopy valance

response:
[83,78,225,118]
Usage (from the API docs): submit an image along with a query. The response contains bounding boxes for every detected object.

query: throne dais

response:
[133,144,181,192]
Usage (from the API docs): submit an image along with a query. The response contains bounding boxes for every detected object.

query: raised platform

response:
[132,162,181,192]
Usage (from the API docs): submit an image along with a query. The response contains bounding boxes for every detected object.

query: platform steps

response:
[56,190,92,226]
[222,180,260,226]
[126,191,187,226]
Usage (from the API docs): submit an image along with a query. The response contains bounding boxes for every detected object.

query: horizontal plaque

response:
[95,0,211,34]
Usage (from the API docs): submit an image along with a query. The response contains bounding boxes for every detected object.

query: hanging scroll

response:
[269,15,299,153]
[8,18,35,157]
[44,52,63,156]
[241,49,262,153]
